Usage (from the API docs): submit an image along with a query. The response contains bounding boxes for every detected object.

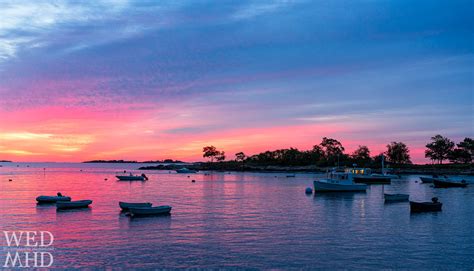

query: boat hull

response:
[433,179,468,188]
[313,180,366,192]
[384,193,409,202]
[119,201,152,210]
[410,201,442,212]
[116,175,146,181]
[354,176,391,184]
[129,206,172,216]
[36,196,71,203]
[419,177,435,183]
[57,200,92,209]
[176,169,197,173]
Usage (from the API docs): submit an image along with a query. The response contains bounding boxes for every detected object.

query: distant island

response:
[0,160,12,162]
[83,159,184,163]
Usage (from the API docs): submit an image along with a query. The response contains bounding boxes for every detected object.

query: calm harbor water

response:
[1,162,473,269]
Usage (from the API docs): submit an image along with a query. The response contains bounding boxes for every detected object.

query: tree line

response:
[202,135,473,167]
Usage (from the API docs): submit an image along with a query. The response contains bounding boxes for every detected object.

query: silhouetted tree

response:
[448,137,473,164]
[320,137,345,165]
[351,145,371,167]
[203,146,221,162]
[216,151,226,162]
[385,142,411,164]
[235,152,246,162]
[425,135,455,164]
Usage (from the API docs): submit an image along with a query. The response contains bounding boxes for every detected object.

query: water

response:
[1,162,473,269]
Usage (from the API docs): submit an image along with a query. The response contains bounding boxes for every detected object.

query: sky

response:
[0,0,473,163]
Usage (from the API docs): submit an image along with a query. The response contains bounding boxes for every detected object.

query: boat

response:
[433,178,468,188]
[116,173,148,181]
[350,168,391,184]
[384,193,409,202]
[119,201,152,211]
[36,195,72,203]
[56,200,92,210]
[419,175,447,183]
[410,197,442,212]
[128,205,172,216]
[286,174,296,178]
[176,168,198,173]
[314,170,367,192]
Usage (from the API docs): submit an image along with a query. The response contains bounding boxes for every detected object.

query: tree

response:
[448,137,473,164]
[203,146,221,162]
[385,142,411,164]
[216,151,226,162]
[351,145,371,166]
[235,152,246,162]
[320,137,345,165]
[425,135,455,164]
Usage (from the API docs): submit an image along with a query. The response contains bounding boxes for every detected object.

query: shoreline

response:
[139,163,474,176]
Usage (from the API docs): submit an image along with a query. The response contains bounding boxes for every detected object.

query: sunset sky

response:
[0,1,472,163]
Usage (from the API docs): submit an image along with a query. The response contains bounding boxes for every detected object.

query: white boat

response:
[116,173,148,181]
[419,175,447,183]
[57,200,92,209]
[314,171,367,192]
[128,205,172,216]
[384,193,409,202]
[176,168,198,173]
[119,201,152,211]
[36,195,71,203]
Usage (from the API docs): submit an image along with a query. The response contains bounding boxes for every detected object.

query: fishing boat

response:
[119,201,152,211]
[314,170,367,192]
[176,168,198,173]
[384,193,409,202]
[410,197,442,212]
[128,205,172,216]
[56,200,92,210]
[433,178,468,188]
[36,195,72,203]
[350,168,391,184]
[116,173,148,181]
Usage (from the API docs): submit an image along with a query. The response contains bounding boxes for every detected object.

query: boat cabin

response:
[345,168,372,176]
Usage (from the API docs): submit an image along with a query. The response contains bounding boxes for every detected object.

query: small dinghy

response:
[57,200,92,210]
[384,193,409,202]
[410,197,442,213]
[420,175,447,183]
[433,179,468,188]
[36,195,72,203]
[128,205,172,216]
[119,201,152,211]
[116,173,148,181]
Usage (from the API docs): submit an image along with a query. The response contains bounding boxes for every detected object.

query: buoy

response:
[104,178,108,181]
[187,176,190,178]
[305,187,313,194]
[9,179,12,182]
[192,180,196,183]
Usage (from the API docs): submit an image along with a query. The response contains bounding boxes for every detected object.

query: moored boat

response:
[36,195,72,203]
[410,197,442,212]
[116,173,148,181]
[384,193,409,202]
[419,175,447,183]
[176,168,198,173]
[314,170,367,192]
[349,168,391,184]
[119,201,152,211]
[433,179,468,188]
[57,200,93,210]
[128,205,172,216]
